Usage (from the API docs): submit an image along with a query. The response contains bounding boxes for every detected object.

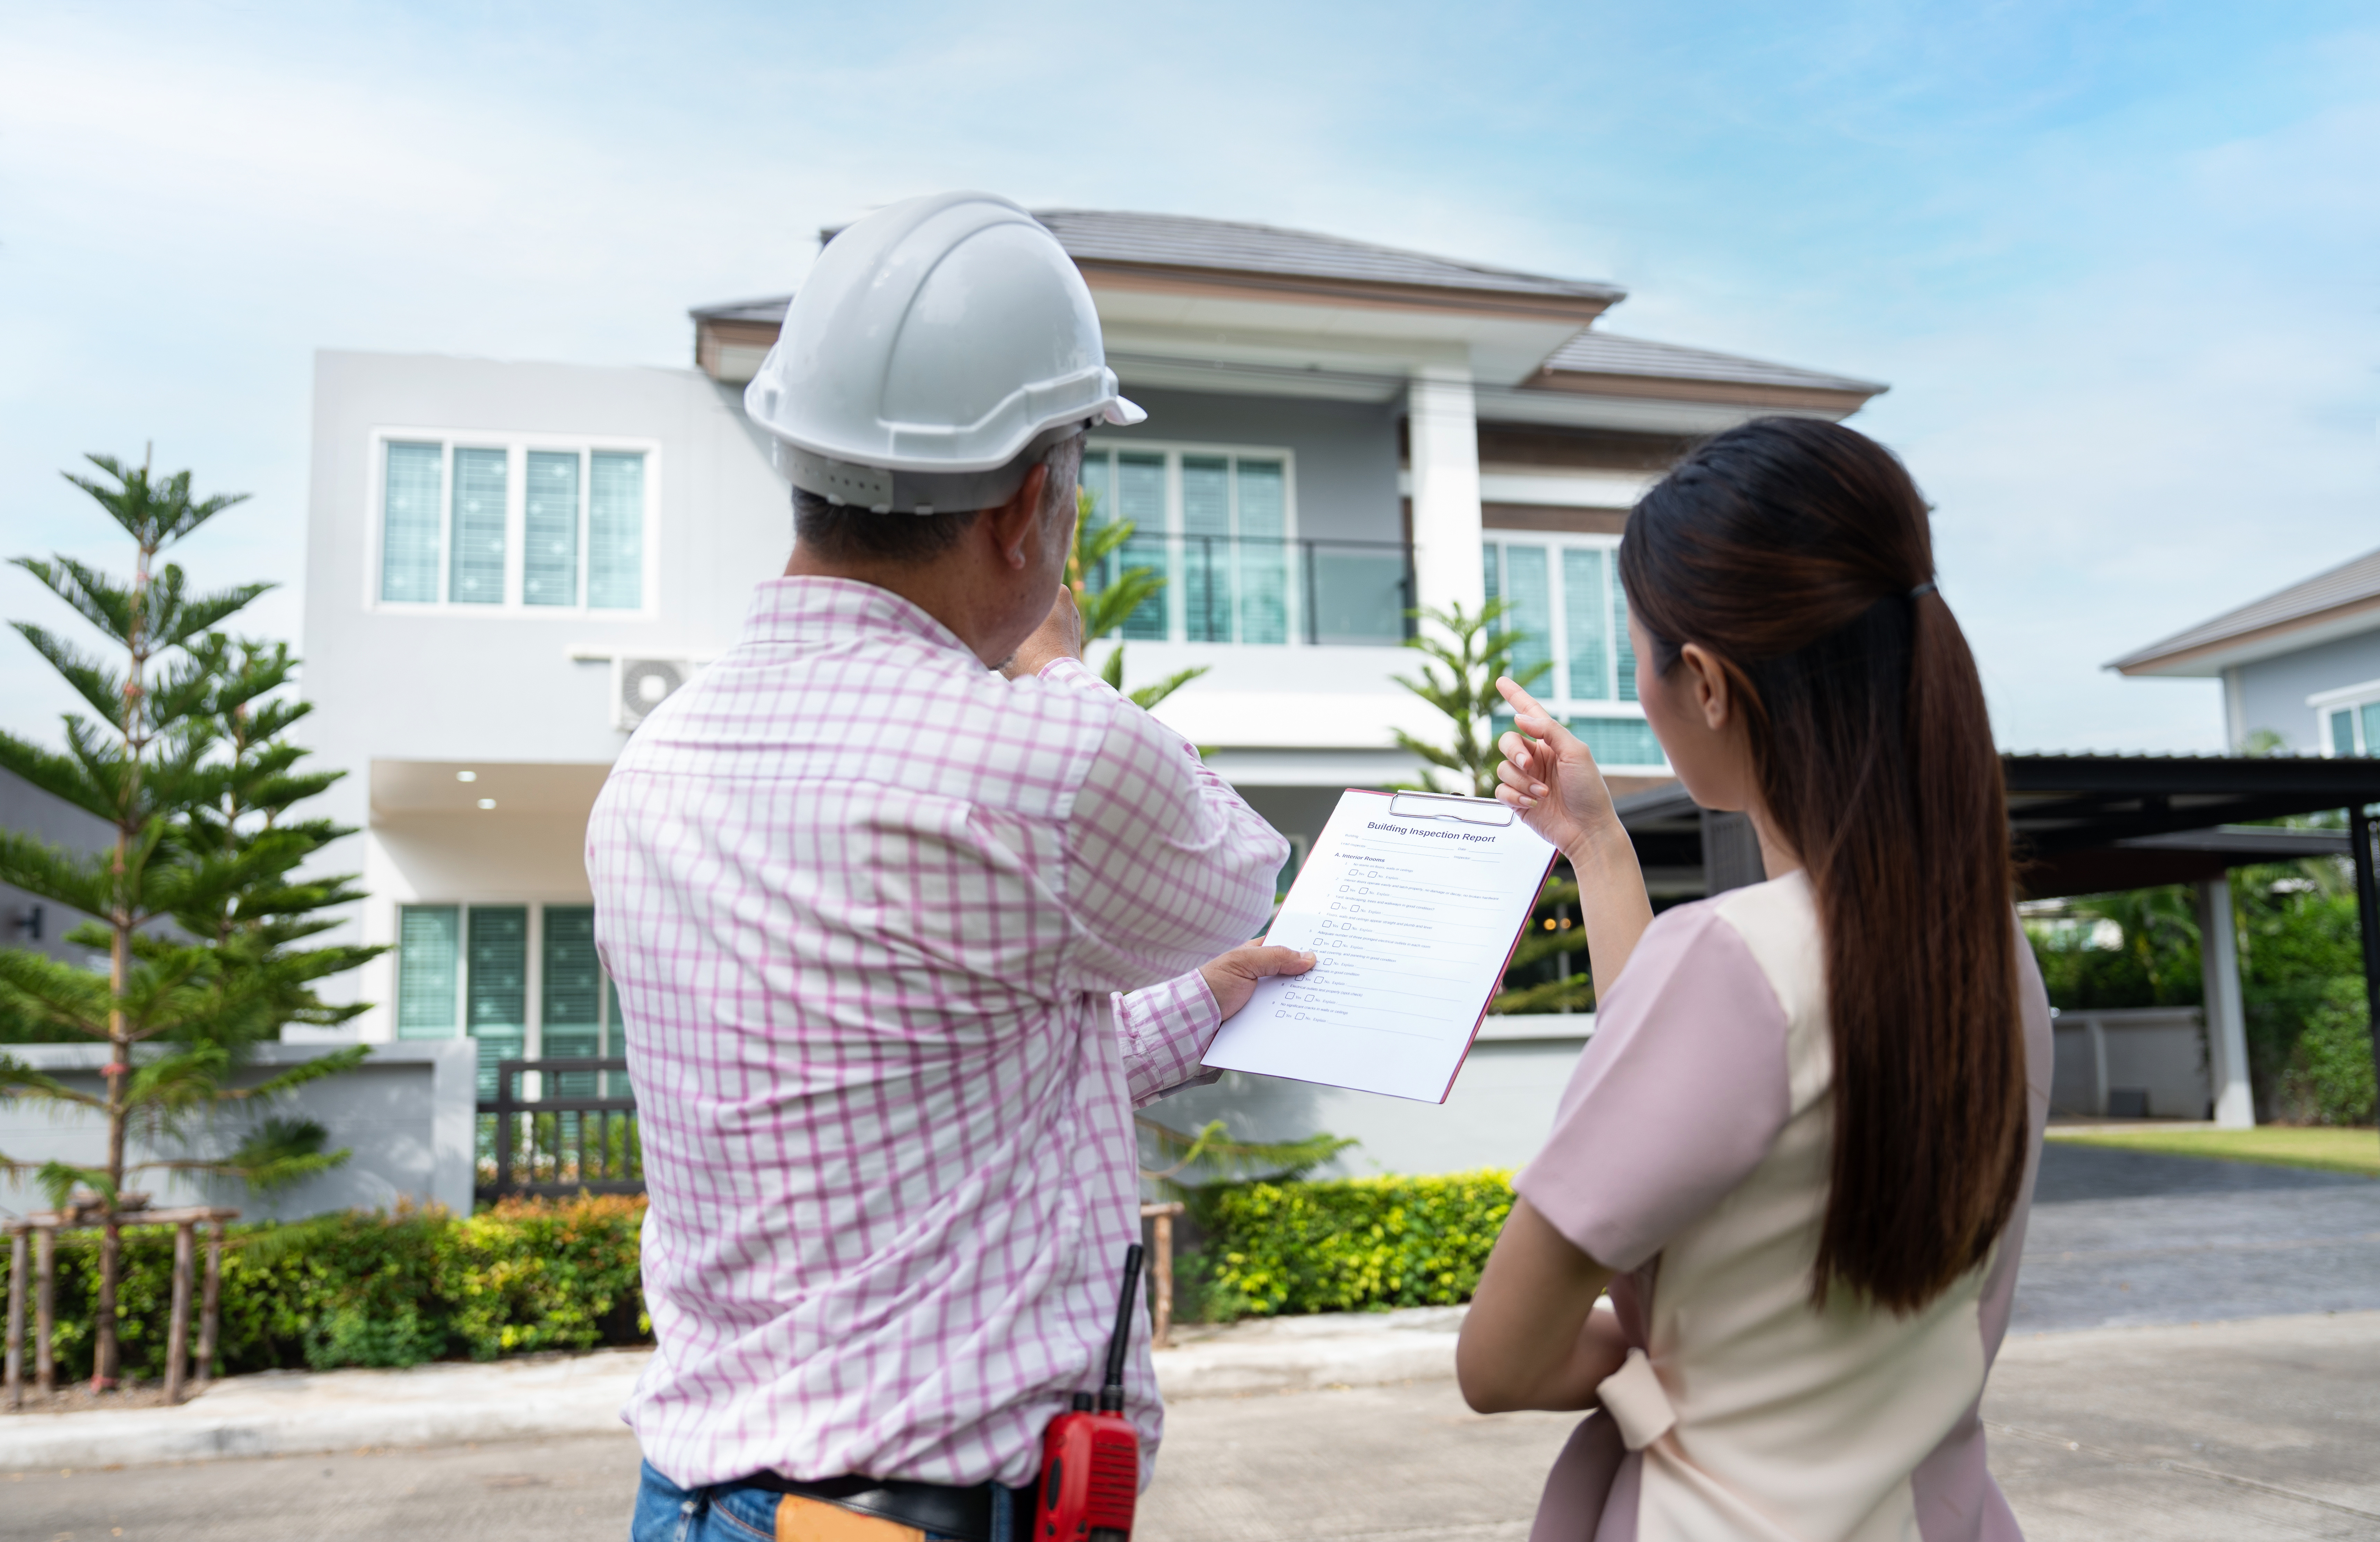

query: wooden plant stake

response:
[34,1226,54,1395]
[1138,1202,1185,1349]
[163,1222,194,1404]
[5,1227,24,1410]
[193,1221,225,1393]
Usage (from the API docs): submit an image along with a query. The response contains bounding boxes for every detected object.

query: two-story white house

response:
[300,210,1884,1127]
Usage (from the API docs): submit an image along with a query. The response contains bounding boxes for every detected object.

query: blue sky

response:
[2,1,2374,752]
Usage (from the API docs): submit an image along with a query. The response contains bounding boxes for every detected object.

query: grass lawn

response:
[2047,1124,2380,1178]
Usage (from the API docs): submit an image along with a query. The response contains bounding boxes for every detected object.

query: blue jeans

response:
[631,1462,1027,1542]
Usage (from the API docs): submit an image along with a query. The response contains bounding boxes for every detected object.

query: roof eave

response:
[1073,259,1623,324]
[2110,593,2380,678]
[1529,369,1885,416]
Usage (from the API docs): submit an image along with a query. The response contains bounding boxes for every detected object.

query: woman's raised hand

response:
[1492,676,1622,863]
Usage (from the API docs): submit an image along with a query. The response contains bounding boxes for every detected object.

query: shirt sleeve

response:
[1041,657,1287,994]
[1515,901,1792,1272]
[1113,971,1227,1106]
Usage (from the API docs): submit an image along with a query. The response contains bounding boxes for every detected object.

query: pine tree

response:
[0,451,379,1388]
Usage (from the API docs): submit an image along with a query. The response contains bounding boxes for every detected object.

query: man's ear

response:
[983,464,1049,571]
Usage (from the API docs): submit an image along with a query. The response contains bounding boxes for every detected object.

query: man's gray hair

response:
[794,431,1085,565]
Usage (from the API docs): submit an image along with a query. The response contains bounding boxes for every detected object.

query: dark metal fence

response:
[476,1056,643,1204]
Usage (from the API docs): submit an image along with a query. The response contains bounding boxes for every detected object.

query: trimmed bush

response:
[0,1195,649,1382]
[1198,1169,1513,1319]
[2285,979,2377,1126]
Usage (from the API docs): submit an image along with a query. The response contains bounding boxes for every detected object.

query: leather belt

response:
[744,1472,1027,1542]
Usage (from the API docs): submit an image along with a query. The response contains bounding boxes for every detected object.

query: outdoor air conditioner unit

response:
[614,657,696,731]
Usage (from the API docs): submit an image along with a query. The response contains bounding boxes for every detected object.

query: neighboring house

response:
[300,209,1885,1138]
[0,767,111,975]
[2112,546,2380,753]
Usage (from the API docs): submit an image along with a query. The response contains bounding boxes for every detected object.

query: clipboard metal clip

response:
[1386,792,1516,827]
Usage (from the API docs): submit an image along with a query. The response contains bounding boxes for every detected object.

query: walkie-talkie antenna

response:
[1097,1243,1145,1412]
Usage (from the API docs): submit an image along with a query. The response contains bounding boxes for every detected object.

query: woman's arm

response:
[1491,677,1656,994]
[1457,1196,1626,1413]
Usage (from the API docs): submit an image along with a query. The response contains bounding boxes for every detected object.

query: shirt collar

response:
[740,575,976,659]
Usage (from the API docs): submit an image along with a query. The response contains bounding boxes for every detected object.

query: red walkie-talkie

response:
[1035,1243,1145,1542]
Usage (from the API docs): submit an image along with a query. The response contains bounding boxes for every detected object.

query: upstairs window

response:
[1076,442,1407,648]
[1485,535,1666,772]
[2314,686,2380,756]
[373,434,654,613]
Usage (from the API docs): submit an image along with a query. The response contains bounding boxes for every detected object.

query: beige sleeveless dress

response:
[1515,872,2052,1542]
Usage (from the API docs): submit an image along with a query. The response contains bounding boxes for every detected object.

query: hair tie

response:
[1909,579,1937,600]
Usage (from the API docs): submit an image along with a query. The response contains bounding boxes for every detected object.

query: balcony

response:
[1090,532,1415,648]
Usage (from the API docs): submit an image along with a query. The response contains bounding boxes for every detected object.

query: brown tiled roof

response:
[2110,546,2380,673]
[1541,331,1884,395]
[1030,209,1625,303]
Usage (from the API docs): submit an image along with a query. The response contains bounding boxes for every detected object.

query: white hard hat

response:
[744,191,1146,515]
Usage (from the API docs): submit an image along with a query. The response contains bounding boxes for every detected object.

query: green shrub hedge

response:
[1196,1169,1513,1319]
[0,1195,648,1382]
[2,1175,1525,1379]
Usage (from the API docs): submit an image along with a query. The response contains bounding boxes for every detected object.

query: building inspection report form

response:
[1202,789,1558,1102]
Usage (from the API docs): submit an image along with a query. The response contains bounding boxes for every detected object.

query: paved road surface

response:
[13,1316,2377,1542]
[8,1144,2378,1541]
[2015,1142,2380,1331]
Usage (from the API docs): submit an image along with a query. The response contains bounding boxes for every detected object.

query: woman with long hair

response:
[1455,416,2050,1541]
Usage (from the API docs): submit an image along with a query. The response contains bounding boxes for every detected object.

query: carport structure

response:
[1613,755,2380,1130]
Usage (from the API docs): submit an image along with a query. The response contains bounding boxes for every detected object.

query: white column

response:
[2195,876,2255,1126]
[1406,367,1485,622]
[2222,668,2247,751]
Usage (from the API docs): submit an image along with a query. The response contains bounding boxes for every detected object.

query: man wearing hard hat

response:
[592,193,1310,1542]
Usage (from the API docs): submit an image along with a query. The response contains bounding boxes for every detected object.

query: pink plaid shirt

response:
[587,576,1285,1491]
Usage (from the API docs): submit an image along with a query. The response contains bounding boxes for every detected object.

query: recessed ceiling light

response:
[456,770,478,783]
[477,798,497,810]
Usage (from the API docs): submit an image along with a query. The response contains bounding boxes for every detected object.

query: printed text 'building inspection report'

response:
[1202,789,1557,1101]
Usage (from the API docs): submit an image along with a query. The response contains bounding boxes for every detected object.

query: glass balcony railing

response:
[1088,532,1416,647]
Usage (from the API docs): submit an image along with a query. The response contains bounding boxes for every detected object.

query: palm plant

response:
[1069,487,1207,711]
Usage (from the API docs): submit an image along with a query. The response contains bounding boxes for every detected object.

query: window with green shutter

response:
[542,905,603,1096]
[588,451,646,610]
[449,448,509,604]
[380,443,445,603]
[523,451,581,607]
[466,906,527,1096]
[396,905,461,1038]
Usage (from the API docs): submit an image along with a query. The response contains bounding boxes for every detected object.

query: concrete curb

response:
[0,1347,650,1471]
[0,1309,1469,1471]
[1155,1306,1464,1399]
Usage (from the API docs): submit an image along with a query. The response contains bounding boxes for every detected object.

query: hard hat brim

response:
[1101,395,1148,427]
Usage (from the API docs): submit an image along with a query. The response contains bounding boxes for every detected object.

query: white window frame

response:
[1484,530,1668,773]
[2309,677,2380,757]
[365,428,662,617]
[1082,437,1303,645]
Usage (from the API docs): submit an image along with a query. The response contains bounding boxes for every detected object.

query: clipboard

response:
[1201,787,1558,1102]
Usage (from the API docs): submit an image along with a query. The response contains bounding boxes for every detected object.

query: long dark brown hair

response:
[1619,416,2024,1314]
